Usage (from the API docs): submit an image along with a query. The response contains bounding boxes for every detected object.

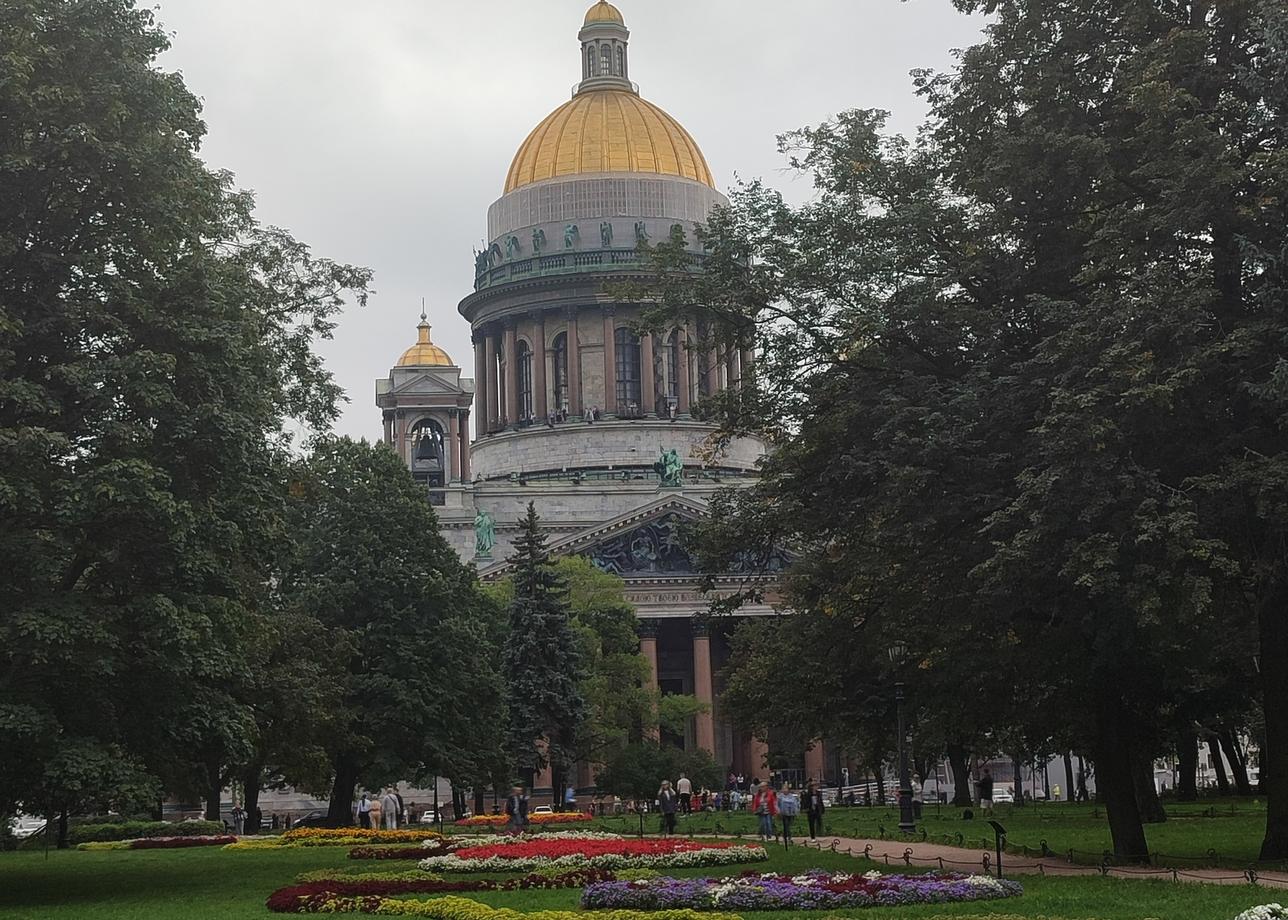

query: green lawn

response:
[0,841,1275,920]
[583,799,1275,867]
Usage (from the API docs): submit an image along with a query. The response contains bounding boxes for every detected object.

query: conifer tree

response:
[502,503,587,796]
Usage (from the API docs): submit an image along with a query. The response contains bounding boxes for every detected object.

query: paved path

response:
[798,835,1288,889]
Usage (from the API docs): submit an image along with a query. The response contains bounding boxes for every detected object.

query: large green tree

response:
[284,438,503,826]
[639,0,1287,862]
[502,504,588,795]
[0,0,370,834]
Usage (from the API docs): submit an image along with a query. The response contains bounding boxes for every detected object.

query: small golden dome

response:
[397,316,453,367]
[583,1,624,26]
[504,89,715,193]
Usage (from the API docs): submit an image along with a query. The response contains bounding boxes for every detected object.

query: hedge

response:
[69,821,225,843]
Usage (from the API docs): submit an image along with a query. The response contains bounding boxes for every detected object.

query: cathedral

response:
[376,1,830,790]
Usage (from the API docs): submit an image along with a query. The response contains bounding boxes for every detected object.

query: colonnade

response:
[471,306,755,437]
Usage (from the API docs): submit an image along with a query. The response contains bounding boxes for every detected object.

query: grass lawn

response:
[583,799,1274,866]
[0,840,1276,920]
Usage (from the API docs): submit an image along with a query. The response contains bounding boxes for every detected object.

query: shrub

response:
[69,821,224,843]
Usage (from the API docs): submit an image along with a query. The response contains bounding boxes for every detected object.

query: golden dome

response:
[397,316,453,367]
[504,89,715,193]
[583,1,624,25]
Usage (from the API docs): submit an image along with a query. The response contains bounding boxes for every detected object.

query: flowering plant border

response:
[266,868,613,912]
[1235,907,1288,920]
[349,841,456,860]
[282,827,441,844]
[580,869,1024,911]
[79,835,236,851]
[418,838,766,873]
[454,811,593,827]
[270,893,738,920]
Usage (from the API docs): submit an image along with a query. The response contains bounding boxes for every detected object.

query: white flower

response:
[1234,906,1288,920]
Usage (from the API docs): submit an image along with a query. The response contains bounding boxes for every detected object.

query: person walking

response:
[657,780,679,835]
[778,784,800,845]
[564,785,576,812]
[977,768,995,816]
[804,780,826,839]
[357,793,372,829]
[368,792,383,830]
[676,773,692,815]
[752,781,778,842]
[504,785,529,835]
[381,788,399,830]
[230,804,245,836]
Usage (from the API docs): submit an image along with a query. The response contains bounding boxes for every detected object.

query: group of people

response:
[356,787,405,829]
[651,775,828,844]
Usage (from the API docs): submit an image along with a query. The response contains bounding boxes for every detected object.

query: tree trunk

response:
[1220,729,1253,796]
[1208,734,1231,794]
[1259,576,1288,859]
[327,755,360,827]
[947,743,973,806]
[473,788,485,817]
[550,765,564,809]
[1132,750,1166,824]
[1012,752,1026,806]
[1176,731,1199,802]
[57,809,69,850]
[1062,752,1075,802]
[204,759,223,823]
[1095,704,1150,862]
[242,763,264,834]
[872,761,886,805]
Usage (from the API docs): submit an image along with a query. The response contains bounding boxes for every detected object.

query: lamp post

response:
[887,642,916,834]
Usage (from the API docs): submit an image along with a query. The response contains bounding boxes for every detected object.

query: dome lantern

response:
[397,311,454,367]
[577,2,631,95]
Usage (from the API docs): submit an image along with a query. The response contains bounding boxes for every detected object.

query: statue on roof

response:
[474,508,496,557]
[654,445,683,488]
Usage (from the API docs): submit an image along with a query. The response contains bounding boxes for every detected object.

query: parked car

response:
[992,787,1015,804]
[419,810,438,824]
[8,815,46,840]
[531,805,554,815]
[291,810,330,828]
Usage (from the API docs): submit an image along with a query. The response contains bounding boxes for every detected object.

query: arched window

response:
[409,418,447,502]
[666,329,681,402]
[614,327,641,408]
[517,341,533,422]
[615,45,624,76]
[600,44,611,76]
[586,46,595,78]
[552,332,569,411]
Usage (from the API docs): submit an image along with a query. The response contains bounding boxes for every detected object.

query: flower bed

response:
[454,811,593,827]
[581,870,1023,911]
[282,827,441,844]
[266,868,613,912]
[79,835,236,851]
[269,893,736,920]
[349,840,456,860]
[419,838,767,873]
[1236,908,1288,920]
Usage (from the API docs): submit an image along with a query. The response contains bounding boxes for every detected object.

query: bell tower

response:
[577,1,632,94]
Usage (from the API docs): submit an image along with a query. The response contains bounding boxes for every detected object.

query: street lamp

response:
[887,643,916,834]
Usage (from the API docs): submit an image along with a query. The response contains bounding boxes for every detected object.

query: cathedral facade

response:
[376,1,830,788]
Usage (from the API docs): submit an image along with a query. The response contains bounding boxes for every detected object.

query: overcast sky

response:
[152,0,988,441]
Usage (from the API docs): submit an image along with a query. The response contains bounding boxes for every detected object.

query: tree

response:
[0,0,370,835]
[502,504,588,795]
[283,438,503,825]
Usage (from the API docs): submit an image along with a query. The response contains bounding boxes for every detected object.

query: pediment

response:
[390,370,465,398]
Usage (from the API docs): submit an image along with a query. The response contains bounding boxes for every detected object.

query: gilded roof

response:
[397,318,453,367]
[583,1,625,25]
[504,89,715,194]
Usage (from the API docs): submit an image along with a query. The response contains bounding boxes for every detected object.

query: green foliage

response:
[595,742,723,801]
[0,0,370,822]
[501,504,588,781]
[284,438,504,817]
[69,821,224,844]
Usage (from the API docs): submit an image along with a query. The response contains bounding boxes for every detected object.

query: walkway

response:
[799,835,1288,889]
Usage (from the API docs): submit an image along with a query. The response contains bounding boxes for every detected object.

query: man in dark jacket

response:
[504,785,529,834]
[657,780,679,835]
[804,780,827,839]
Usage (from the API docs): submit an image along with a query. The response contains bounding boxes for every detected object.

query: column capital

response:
[601,303,617,317]
[565,305,580,320]
[691,618,711,638]
[635,618,661,640]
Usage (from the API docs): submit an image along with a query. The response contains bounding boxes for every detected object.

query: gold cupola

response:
[396,313,454,367]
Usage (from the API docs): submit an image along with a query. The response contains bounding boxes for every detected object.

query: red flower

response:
[452,838,736,861]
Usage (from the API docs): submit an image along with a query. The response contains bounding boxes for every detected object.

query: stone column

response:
[502,321,517,428]
[602,306,617,416]
[726,346,740,392]
[473,332,488,437]
[706,343,720,396]
[394,413,408,465]
[640,330,656,414]
[447,411,460,482]
[484,330,499,433]
[566,307,581,417]
[676,327,691,416]
[740,345,756,388]
[692,620,716,755]
[532,311,548,420]
[638,619,660,738]
[459,410,471,480]
[805,741,826,784]
[382,412,393,447]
